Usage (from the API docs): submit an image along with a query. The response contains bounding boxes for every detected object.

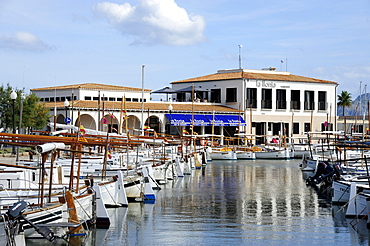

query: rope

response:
[350,208,370,227]
[333,192,362,216]
[73,195,93,223]
[2,214,15,246]
[101,183,119,206]
[335,184,350,204]
[127,176,143,192]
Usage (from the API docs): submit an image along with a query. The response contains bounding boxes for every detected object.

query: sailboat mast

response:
[141,65,145,136]
[191,83,195,153]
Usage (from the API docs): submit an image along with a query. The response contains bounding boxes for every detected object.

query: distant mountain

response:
[337,93,370,116]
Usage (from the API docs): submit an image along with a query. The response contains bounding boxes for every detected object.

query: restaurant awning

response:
[166,114,246,126]
[165,114,191,126]
[223,115,247,126]
[188,114,209,126]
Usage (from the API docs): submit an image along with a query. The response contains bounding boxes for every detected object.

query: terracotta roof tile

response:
[31,83,151,92]
[171,70,337,84]
[43,101,241,113]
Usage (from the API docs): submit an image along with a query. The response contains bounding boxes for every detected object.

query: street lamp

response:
[10,91,17,155]
[326,109,329,131]
[168,104,173,135]
[64,99,69,124]
[325,109,330,144]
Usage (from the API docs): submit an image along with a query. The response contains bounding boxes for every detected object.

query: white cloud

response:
[0,31,53,52]
[93,0,206,46]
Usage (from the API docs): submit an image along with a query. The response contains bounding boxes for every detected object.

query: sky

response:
[1,0,370,100]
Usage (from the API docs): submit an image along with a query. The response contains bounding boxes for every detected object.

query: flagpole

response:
[141,65,145,136]
[119,96,124,134]
[76,110,83,192]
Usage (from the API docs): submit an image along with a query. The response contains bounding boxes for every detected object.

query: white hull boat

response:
[210,150,237,160]
[254,149,290,159]
[236,151,256,160]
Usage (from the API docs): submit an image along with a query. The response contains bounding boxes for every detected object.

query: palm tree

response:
[337,91,352,116]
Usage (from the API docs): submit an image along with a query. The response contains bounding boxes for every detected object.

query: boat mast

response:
[141,65,145,136]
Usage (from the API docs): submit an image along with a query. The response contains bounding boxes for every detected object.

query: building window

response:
[133,98,139,102]
[261,89,272,109]
[304,91,314,110]
[109,97,115,101]
[126,98,132,102]
[318,91,327,110]
[225,88,237,102]
[246,88,257,108]
[176,92,186,102]
[85,96,92,100]
[117,97,122,102]
[101,97,108,101]
[276,89,286,109]
[93,97,99,101]
[44,98,50,102]
[61,97,65,101]
[293,123,299,134]
[49,97,54,102]
[290,90,300,110]
[304,123,311,133]
[56,97,60,102]
[321,122,334,131]
[211,89,221,103]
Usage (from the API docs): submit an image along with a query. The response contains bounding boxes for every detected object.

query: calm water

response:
[30,159,370,245]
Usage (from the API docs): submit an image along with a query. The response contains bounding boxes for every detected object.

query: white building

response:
[170,68,338,144]
[31,83,243,143]
[31,68,338,145]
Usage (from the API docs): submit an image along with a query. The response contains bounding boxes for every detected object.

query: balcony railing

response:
[318,101,327,111]
[276,100,287,109]
[246,99,257,108]
[261,100,272,109]
[290,101,300,110]
[304,101,315,110]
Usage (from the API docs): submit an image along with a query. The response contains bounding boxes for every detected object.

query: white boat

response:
[300,155,318,171]
[254,148,290,159]
[291,144,310,158]
[346,182,370,218]
[0,202,64,245]
[210,147,237,160]
[236,151,256,160]
[332,179,370,204]
[234,147,256,160]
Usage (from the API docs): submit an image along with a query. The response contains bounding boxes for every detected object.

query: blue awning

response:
[205,115,228,126]
[165,114,191,126]
[223,115,247,126]
[166,114,246,126]
[185,114,210,126]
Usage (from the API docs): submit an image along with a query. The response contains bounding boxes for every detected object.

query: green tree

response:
[0,84,49,133]
[0,84,20,131]
[22,93,50,132]
[337,91,352,116]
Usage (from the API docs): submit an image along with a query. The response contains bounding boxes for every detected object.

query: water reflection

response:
[26,160,370,245]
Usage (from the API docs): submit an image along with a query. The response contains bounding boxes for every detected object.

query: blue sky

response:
[1,0,370,100]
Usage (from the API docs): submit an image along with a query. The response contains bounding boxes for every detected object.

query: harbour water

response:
[29,159,369,245]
